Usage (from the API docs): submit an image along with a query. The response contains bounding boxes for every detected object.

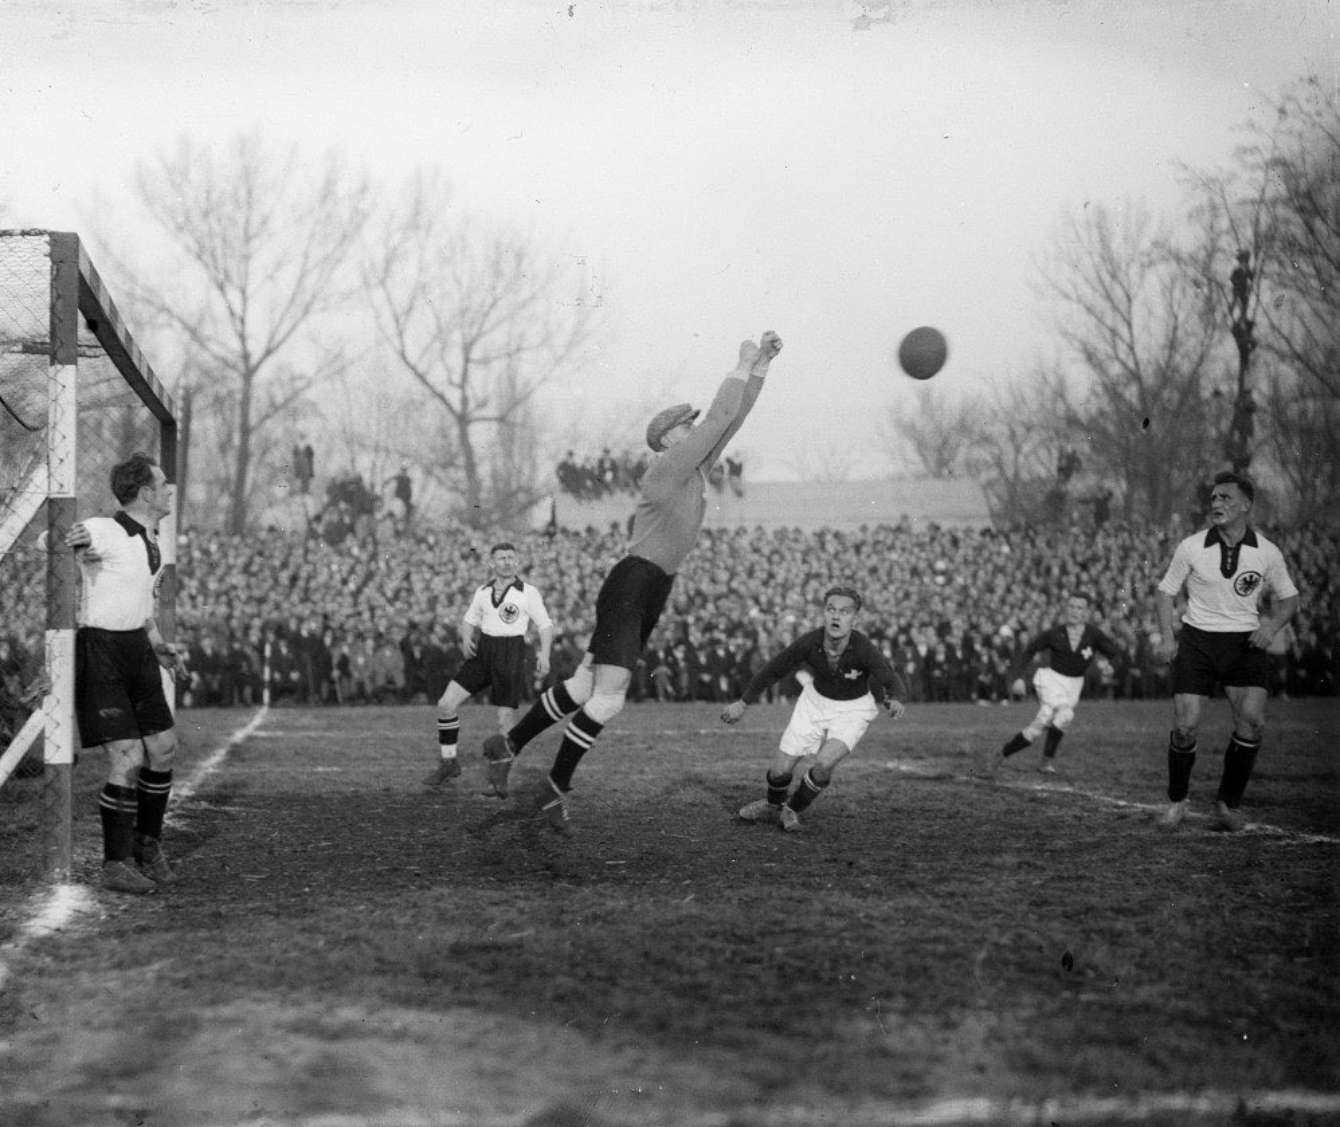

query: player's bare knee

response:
[1171,726,1197,750]
[1053,707,1075,730]
[565,665,595,706]
[584,689,626,725]
[809,763,834,788]
[145,731,177,770]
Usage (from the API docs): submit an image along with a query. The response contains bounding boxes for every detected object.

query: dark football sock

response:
[509,683,579,751]
[1001,732,1031,757]
[1167,731,1197,803]
[100,783,138,862]
[135,768,174,841]
[786,769,829,813]
[549,708,605,792]
[1216,733,1260,808]
[1043,725,1064,759]
[436,715,460,753]
[765,769,793,806]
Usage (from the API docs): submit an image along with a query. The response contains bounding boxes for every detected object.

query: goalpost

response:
[0,230,178,881]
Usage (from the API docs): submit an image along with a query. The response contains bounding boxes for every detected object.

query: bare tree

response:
[133,130,371,533]
[1180,75,1340,517]
[963,375,1061,526]
[1037,203,1222,525]
[363,172,594,529]
[881,386,984,478]
[1249,77,1340,401]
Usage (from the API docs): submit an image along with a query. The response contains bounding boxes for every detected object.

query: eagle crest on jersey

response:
[498,601,522,625]
[1234,572,1263,597]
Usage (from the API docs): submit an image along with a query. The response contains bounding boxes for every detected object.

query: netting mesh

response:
[1,231,170,883]
[0,233,49,703]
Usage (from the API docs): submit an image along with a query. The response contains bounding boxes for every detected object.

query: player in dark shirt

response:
[977,591,1122,776]
[722,587,907,832]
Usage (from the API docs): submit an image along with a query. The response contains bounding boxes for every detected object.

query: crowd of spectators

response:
[2,515,1337,729]
[556,448,746,500]
[555,448,649,499]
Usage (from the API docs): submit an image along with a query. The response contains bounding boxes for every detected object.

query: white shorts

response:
[779,686,878,759]
[1032,666,1084,712]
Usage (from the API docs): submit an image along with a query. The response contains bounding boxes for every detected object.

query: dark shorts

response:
[589,555,676,671]
[1171,623,1271,696]
[76,627,175,748]
[453,634,527,708]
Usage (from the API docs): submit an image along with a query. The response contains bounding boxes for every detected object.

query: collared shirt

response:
[77,512,163,631]
[463,577,553,638]
[742,628,907,705]
[1015,622,1122,680]
[1158,525,1298,632]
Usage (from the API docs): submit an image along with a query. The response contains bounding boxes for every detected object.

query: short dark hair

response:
[110,452,160,505]
[1212,470,1255,502]
[1068,591,1093,606]
[822,586,862,612]
[490,542,517,554]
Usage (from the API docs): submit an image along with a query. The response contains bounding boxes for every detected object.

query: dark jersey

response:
[1014,622,1121,679]
[742,628,906,705]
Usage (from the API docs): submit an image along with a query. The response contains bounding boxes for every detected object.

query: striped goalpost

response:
[0,230,177,880]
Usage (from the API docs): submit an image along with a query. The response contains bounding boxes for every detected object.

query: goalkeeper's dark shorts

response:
[589,555,676,671]
[75,627,175,748]
[453,634,527,708]
[1170,623,1271,696]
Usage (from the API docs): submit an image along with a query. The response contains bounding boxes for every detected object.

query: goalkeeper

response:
[722,586,907,832]
[483,330,782,833]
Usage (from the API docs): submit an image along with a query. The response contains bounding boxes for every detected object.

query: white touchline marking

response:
[0,709,271,992]
[955,769,1340,847]
[166,705,269,819]
[274,1087,1340,1127]
[0,883,95,992]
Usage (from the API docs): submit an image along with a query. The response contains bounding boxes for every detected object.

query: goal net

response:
[0,230,178,882]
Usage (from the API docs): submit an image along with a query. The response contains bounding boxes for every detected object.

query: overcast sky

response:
[3,0,1336,480]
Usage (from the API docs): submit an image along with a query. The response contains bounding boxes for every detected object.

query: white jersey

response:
[76,513,164,631]
[1158,526,1297,633]
[463,578,553,638]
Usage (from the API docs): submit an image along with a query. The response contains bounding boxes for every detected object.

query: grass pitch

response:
[1,698,1337,1126]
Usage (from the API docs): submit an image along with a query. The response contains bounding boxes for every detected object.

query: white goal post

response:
[0,230,178,880]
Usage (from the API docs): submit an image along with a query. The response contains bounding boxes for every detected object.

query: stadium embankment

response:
[553,477,991,533]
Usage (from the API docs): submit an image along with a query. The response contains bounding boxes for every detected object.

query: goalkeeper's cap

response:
[646,403,700,452]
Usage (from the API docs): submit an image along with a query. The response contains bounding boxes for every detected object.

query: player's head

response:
[645,403,701,452]
[822,586,862,641]
[111,452,171,519]
[1209,471,1254,527]
[1064,591,1092,625]
[490,542,519,578]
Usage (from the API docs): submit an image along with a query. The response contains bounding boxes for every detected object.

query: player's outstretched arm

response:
[705,329,781,469]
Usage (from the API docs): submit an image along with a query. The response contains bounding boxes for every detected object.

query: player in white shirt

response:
[425,543,554,786]
[1154,471,1299,832]
[65,453,189,894]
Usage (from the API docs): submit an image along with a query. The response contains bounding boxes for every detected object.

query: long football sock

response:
[765,769,792,807]
[1042,725,1064,761]
[1216,733,1260,808]
[509,683,579,752]
[100,783,138,862]
[134,768,174,841]
[786,769,829,813]
[436,714,460,759]
[1167,731,1197,803]
[549,707,604,792]
[1001,732,1031,758]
